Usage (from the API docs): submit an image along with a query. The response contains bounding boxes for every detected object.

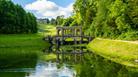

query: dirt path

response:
[130,41,138,44]
[114,40,138,44]
[97,38,138,44]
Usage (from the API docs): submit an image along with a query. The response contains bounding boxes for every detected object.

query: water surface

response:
[0,45,138,77]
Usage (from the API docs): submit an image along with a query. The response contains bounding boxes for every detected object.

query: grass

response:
[0,24,58,68]
[38,24,56,36]
[87,38,138,68]
[0,34,46,48]
[0,34,49,68]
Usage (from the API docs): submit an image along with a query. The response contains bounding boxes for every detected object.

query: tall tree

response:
[73,0,138,40]
[0,0,37,34]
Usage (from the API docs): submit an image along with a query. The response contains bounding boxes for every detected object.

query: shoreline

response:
[87,38,138,68]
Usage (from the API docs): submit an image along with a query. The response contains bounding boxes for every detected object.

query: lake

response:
[0,45,138,77]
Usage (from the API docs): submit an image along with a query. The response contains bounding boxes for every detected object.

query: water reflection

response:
[0,61,76,77]
[78,54,138,77]
[1,44,137,77]
[46,45,91,63]
[26,61,76,77]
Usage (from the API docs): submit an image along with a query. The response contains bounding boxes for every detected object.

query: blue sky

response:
[12,0,75,18]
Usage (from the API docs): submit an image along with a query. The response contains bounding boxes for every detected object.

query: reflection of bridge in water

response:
[48,45,91,63]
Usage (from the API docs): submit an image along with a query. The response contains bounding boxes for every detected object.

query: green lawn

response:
[38,24,56,36]
[0,24,57,68]
[0,34,49,68]
[0,24,56,52]
[88,38,138,68]
[0,34,46,48]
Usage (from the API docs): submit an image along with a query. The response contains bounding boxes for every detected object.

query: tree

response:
[56,15,64,25]
[0,0,37,34]
[50,18,56,25]
[73,0,138,40]
[62,17,74,26]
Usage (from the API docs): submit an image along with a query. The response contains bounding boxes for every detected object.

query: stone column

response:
[80,47,83,62]
[71,29,73,36]
[74,50,77,63]
[61,28,64,36]
[56,29,59,36]
[61,28,64,44]
[74,38,77,44]
[66,29,67,36]
[69,29,71,36]
[80,27,83,36]
[56,51,60,63]
[62,50,65,62]
[73,28,76,36]
[80,27,83,44]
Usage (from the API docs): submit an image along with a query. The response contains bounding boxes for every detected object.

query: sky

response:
[11,0,75,18]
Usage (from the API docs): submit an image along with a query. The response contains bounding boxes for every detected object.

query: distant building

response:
[37,18,50,24]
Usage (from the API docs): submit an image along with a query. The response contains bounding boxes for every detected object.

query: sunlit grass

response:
[0,34,49,68]
[88,38,138,68]
[38,24,56,36]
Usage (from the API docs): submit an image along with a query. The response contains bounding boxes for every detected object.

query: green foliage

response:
[56,15,64,25]
[118,31,138,40]
[0,0,37,34]
[74,0,138,40]
[70,20,78,26]
[62,17,74,26]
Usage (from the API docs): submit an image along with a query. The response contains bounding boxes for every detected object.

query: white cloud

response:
[25,0,74,18]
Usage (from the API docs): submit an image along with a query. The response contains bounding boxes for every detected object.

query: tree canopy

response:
[0,0,37,34]
[73,0,138,40]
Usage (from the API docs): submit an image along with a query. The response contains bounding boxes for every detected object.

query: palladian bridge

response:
[53,26,93,45]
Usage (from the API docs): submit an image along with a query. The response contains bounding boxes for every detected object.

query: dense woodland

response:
[0,0,37,34]
[73,0,138,40]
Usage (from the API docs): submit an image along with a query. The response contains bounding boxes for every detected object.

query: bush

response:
[118,31,138,40]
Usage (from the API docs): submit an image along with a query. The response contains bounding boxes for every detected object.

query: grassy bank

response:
[0,34,49,68]
[38,24,56,36]
[0,24,57,68]
[87,38,138,68]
